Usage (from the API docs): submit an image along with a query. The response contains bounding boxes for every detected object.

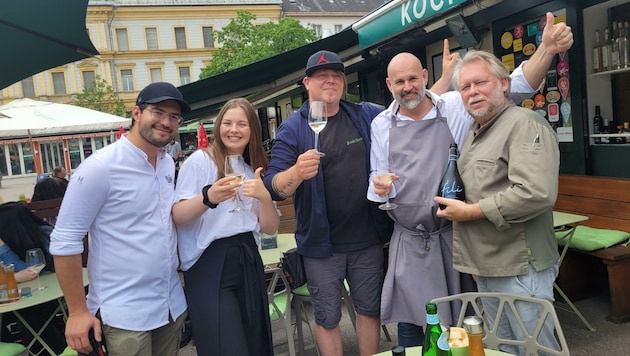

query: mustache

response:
[401,89,420,97]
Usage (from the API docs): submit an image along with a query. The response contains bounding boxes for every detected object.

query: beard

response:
[394,86,425,110]
[466,84,506,123]
[138,120,174,148]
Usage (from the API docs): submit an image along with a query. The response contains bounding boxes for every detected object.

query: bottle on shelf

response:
[610,21,621,69]
[602,28,612,71]
[620,22,629,68]
[592,106,603,144]
[438,143,466,210]
[615,125,625,144]
[624,122,629,144]
[601,118,610,144]
[463,316,486,356]
[422,302,450,356]
[593,29,603,73]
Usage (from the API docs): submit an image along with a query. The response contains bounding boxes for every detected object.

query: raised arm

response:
[430,39,460,94]
[521,12,574,89]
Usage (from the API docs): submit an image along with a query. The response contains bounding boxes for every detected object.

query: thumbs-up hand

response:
[243,167,272,202]
[542,12,574,55]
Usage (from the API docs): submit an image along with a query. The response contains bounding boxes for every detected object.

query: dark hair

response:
[32,177,67,202]
[208,98,269,178]
[0,202,54,271]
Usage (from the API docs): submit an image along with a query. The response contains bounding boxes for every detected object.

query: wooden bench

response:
[276,198,296,234]
[554,174,630,323]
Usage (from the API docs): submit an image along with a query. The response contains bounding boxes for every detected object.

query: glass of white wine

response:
[376,159,397,210]
[308,101,327,156]
[225,155,246,213]
[26,248,47,291]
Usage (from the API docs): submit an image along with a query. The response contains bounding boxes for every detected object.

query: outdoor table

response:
[259,233,297,267]
[0,268,89,355]
[373,346,513,355]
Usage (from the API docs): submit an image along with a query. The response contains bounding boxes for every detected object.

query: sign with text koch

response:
[352,0,467,49]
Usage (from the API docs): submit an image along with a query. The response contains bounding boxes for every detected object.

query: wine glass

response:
[375,160,397,211]
[308,101,327,156]
[26,248,47,291]
[225,155,246,213]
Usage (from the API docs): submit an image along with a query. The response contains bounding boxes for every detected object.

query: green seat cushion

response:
[58,346,78,355]
[0,342,26,356]
[556,226,630,251]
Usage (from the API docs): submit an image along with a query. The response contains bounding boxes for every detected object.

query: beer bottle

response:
[422,303,449,356]
[438,143,466,209]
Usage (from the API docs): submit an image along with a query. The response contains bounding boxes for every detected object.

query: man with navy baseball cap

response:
[51,81,189,355]
[263,50,390,355]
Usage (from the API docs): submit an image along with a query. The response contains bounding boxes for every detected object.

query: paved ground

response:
[5,176,629,355]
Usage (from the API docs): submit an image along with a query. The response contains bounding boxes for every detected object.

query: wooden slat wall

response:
[276,198,296,234]
[555,174,630,233]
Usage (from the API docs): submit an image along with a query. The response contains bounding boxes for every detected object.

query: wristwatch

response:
[202,184,219,209]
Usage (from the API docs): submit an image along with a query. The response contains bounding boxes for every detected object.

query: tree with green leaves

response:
[200,11,318,78]
[74,75,127,117]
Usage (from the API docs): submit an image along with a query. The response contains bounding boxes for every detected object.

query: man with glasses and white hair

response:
[51,82,189,356]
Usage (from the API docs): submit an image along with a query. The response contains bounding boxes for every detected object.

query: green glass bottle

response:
[422,302,450,356]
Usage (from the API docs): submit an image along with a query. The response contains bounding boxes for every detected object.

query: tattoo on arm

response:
[272,172,295,199]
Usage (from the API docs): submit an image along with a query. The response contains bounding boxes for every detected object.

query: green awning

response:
[179,122,214,134]
[0,0,99,90]
[352,0,467,49]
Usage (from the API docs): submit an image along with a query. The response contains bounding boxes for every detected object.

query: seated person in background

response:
[32,176,67,202]
[53,166,68,181]
[0,202,66,354]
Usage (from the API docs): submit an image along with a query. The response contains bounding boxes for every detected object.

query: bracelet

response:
[69,310,90,318]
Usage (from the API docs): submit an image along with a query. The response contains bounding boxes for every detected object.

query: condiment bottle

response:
[5,264,19,300]
[392,345,406,356]
[463,316,486,356]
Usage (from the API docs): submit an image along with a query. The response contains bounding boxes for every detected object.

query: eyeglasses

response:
[145,107,183,125]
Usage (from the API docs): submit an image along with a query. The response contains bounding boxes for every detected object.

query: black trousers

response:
[183,232,273,356]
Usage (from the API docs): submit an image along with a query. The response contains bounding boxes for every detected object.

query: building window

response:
[52,72,67,95]
[146,28,158,50]
[202,26,214,48]
[121,69,134,91]
[21,77,35,97]
[179,67,191,85]
[82,71,95,89]
[150,68,162,82]
[312,24,322,38]
[116,28,129,51]
[175,27,187,49]
[334,24,343,33]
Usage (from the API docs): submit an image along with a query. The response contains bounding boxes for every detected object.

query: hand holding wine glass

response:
[26,248,47,291]
[308,101,327,156]
[375,159,398,211]
[225,155,247,213]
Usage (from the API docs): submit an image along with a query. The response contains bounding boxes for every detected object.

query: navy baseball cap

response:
[136,82,191,113]
[305,50,345,76]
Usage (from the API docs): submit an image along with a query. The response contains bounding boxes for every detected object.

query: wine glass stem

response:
[36,274,42,290]
[314,132,320,152]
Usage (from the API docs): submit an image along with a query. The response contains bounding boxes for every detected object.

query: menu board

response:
[498,12,573,142]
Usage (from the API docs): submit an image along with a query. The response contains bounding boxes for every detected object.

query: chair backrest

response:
[431,292,570,356]
[27,198,63,219]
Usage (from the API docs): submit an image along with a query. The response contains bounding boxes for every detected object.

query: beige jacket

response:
[453,104,560,277]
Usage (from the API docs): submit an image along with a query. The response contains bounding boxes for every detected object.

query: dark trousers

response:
[183,233,273,356]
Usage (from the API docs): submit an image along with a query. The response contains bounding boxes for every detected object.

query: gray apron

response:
[380,103,462,327]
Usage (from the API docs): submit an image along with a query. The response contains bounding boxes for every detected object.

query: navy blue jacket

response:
[263,100,392,257]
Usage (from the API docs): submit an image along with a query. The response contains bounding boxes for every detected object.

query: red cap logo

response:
[317,52,330,65]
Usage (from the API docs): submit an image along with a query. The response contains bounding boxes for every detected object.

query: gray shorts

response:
[302,244,383,329]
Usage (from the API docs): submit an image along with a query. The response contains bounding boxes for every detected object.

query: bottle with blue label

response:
[422,302,451,356]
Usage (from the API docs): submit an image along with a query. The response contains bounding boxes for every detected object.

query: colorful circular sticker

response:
[557,61,569,76]
[501,32,514,49]
[523,43,536,56]
[513,25,525,39]
[546,91,561,103]
[521,99,535,109]
[534,94,546,108]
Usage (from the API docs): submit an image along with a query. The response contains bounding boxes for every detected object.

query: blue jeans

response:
[476,263,560,356]
[397,322,424,347]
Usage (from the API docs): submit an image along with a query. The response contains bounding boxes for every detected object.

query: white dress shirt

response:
[50,136,187,331]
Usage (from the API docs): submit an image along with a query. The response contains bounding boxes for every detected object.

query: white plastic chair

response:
[431,292,570,356]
